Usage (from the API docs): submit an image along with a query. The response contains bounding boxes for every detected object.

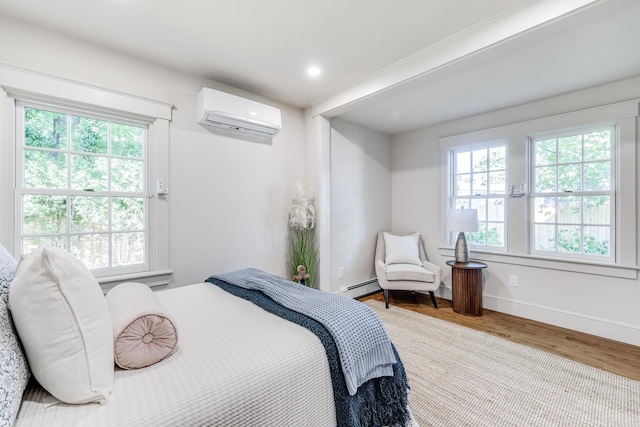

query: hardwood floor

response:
[359,290,640,381]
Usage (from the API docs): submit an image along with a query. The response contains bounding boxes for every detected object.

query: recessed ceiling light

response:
[307,67,321,77]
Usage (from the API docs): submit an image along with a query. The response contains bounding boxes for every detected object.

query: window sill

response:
[97,269,173,293]
[438,247,637,279]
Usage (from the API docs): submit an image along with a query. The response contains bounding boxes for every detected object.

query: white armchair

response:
[374,232,441,309]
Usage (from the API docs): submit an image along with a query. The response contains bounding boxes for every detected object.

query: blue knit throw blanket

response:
[206,270,411,427]
[208,268,395,395]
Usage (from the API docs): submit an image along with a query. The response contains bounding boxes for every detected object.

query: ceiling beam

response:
[310,0,609,118]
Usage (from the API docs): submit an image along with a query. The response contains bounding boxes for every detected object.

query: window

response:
[440,100,638,278]
[530,126,614,261]
[16,104,149,276]
[451,144,506,249]
[0,68,171,287]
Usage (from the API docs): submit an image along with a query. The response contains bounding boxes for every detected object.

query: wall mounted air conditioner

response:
[197,87,281,138]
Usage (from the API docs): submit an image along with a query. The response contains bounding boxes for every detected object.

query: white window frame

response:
[529,125,616,263]
[0,64,173,289]
[15,101,151,277]
[450,142,508,252]
[439,99,639,279]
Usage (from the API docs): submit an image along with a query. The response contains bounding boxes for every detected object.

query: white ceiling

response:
[336,0,640,133]
[1,0,639,135]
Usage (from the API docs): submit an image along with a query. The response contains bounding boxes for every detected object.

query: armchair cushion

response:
[383,232,422,266]
[386,263,436,282]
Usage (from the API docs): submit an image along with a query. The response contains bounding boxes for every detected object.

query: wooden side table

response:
[446,261,487,316]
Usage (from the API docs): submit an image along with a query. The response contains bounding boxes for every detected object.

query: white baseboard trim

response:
[438,286,639,346]
[483,294,640,347]
[352,283,640,347]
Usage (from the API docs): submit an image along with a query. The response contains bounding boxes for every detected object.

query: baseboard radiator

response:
[345,278,378,291]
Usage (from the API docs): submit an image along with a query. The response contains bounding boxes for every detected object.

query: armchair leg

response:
[429,291,438,309]
[383,289,390,309]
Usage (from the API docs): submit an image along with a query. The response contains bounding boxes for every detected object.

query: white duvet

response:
[16,283,336,427]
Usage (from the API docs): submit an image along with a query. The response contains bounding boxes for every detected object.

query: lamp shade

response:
[446,208,479,232]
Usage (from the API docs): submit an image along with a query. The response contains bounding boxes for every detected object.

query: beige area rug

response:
[364,300,640,427]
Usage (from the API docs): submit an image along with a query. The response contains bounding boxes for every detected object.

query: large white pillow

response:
[383,232,423,266]
[9,246,114,405]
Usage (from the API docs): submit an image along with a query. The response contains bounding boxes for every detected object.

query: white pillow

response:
[106,282,178,370]
[9,246,114,405]
[383,232,423,266]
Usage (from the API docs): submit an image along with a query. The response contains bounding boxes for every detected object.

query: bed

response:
[1,245,416,427]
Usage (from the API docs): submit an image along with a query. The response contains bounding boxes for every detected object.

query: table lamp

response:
[446,208,479,263]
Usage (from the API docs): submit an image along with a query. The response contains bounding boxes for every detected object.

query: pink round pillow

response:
[105,282,178,370]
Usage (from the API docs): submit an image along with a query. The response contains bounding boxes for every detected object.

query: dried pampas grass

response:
[289,182,316,230]
[288,182,318,287]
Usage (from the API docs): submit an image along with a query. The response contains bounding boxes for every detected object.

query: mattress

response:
[15,283,336,427]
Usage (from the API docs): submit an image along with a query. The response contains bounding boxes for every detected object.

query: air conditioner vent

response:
[197,88,281,138]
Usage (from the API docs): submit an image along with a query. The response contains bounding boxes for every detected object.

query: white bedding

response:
[16,283,336,427]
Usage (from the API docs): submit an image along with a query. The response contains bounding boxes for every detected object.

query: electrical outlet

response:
[337,266,344,279]
[509,275,518,287]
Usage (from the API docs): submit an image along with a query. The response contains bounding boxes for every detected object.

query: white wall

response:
[330,119,391,293]
[392,76,640,346]
[303,109,333,291]
[0,17,306,287]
